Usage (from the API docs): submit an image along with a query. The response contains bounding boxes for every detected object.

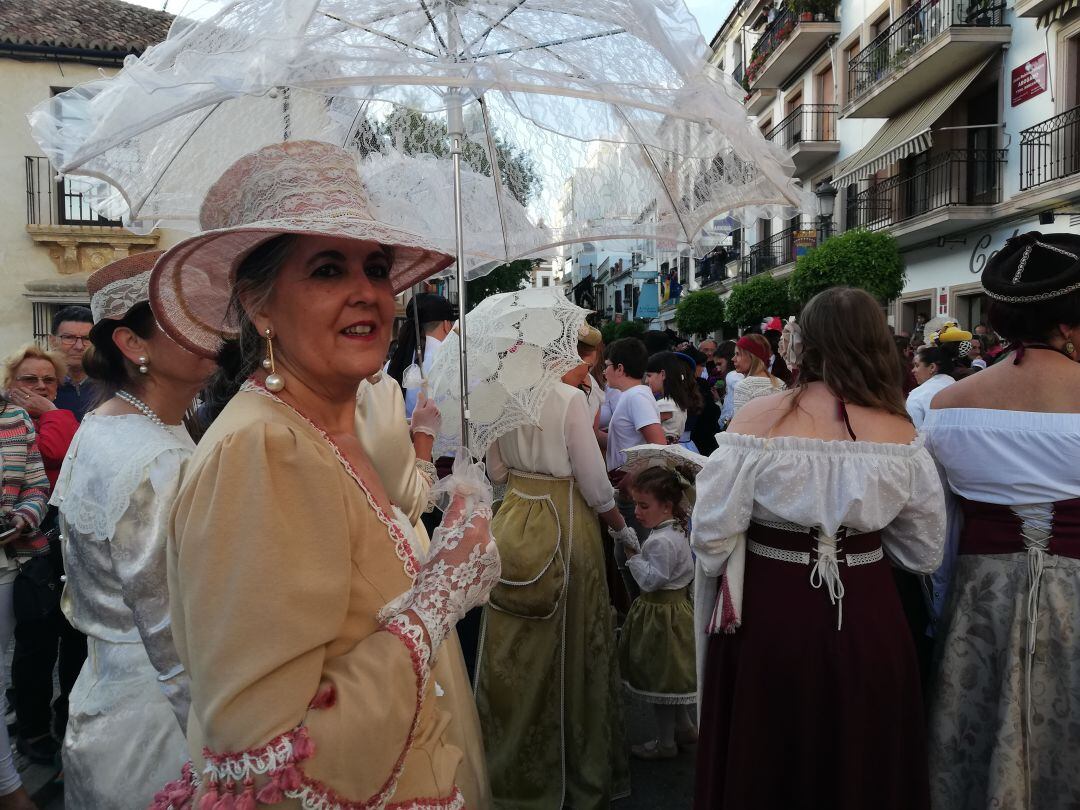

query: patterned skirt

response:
[927,552,1080,810]
[618,586,696,704]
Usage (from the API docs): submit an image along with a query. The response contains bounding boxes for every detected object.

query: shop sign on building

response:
[1011,53,1048,106]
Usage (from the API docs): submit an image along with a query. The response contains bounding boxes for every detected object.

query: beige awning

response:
[1038,0,1078,27]
[832,56,994,187]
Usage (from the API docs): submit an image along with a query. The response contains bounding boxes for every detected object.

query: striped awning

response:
[1038,0,1078,27]
[832,56,995,187]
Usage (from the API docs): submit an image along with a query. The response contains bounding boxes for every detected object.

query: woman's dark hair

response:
[987,292,1080,347]
[646,351,702,415]
[606,338,649,379]
[789,287,909,420]
[630,465,694,533]
[202,234,299,424]
[916,343,962,378]
[83,302,157,400]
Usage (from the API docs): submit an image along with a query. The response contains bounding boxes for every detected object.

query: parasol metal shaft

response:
[446,5,471,457]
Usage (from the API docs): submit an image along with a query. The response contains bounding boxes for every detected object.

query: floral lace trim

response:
[241,380,420,578]
[414,459,437,514]
[150,620,434,809]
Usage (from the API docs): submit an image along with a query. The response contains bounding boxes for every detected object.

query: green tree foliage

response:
[788,229,906,305]
[674,289,726,337]
[724,274,794,329]
[465,259,534,311]
[600,320,647,345]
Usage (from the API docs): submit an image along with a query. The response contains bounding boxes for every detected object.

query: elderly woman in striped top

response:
[0,391,50,809]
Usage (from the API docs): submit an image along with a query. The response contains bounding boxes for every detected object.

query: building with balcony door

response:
[710,0,841,297]
[711,0,1080,337]
[0,0,180,349]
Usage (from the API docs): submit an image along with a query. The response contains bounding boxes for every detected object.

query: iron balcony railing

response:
[25,156,123,228]
[765,104,839,150]
[847,0,1006,103]
[1020,105,1080,191]
[747,8,837,83]
[742,223,806,277]
[849,148,1005,231]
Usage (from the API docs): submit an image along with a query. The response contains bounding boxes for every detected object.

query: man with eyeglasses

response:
[49,306,97,421]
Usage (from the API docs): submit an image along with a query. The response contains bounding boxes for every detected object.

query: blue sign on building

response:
[636,281,660,320]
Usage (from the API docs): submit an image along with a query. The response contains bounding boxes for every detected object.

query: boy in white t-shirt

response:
[602,338,666,599]
[603,339,666,471]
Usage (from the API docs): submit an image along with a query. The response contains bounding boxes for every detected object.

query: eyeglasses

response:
[55,334,89,347]
[14,375,57,386]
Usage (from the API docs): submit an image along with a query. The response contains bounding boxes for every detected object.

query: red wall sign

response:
[1012,53,1048,107]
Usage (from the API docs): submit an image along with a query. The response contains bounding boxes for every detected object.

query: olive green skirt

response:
[618,587,697,704]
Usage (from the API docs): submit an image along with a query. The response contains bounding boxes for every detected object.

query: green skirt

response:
[476,470,629,809]
[618,587,697,704]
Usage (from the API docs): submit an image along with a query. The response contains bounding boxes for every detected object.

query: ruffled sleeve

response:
[170,421,441,808]
[627,525,690,592]
[110,450,191,729]
[689,439,763,576]
[564,389,616,514]
[880,447,947,573]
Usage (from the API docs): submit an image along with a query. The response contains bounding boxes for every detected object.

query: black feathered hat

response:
[982,231,1080,303]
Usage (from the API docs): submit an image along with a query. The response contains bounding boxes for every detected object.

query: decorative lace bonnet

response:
[149,141,455,359]
[87,250,163,323]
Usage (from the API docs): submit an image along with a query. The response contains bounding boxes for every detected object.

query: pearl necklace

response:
[116,390,169,430]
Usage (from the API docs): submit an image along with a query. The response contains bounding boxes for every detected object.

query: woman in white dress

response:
[692,287,945,809]
[731,334,785,415]
[905,322,969,427]
[51,252,215,808]
[924,232,1080,810]
[477,329,638,809]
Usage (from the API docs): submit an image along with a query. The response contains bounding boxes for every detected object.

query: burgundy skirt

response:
[694,523,930,810]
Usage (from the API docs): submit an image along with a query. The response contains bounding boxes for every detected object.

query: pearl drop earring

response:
[263,328,285,392]
[138,356,149,375]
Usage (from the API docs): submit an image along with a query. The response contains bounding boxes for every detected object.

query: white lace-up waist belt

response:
[748,520,884,630]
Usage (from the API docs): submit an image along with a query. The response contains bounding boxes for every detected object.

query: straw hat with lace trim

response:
[149,141,455,359]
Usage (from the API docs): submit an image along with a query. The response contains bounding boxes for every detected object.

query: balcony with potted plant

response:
[746,0,839,90]
[844,0,1009,119]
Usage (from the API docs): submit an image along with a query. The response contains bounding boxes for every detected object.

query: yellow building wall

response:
[0,57,185,350]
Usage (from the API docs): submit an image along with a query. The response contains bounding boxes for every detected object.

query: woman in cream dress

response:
[150,141,499,809]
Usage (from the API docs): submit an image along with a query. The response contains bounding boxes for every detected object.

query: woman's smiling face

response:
[253,235,396,393]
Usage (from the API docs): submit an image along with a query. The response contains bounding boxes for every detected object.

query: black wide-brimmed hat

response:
[982,231,1080,303]
[406,293,458,324]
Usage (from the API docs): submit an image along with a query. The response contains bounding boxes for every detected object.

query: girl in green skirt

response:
[618,465,698,760]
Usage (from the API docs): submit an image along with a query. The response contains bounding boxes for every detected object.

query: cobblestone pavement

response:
[616,696,696,810]
[25,694,696,809]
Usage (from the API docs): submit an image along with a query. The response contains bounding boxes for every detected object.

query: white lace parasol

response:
[427,287,591,458]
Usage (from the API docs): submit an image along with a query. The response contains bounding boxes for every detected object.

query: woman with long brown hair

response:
[691,287,945,810]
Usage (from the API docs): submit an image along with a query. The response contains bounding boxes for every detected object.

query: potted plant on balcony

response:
[788,0,814,23]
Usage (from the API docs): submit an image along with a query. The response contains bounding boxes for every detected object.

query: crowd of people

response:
[0,136,1074,810]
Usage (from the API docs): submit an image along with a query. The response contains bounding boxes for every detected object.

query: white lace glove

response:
[410,392,441,439]
[379,453,501,664]
[609,524,641,554]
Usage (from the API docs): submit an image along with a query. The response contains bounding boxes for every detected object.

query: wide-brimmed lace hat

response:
[982,231,1080,304]
[87,250,163,323]
[150,140,455,358]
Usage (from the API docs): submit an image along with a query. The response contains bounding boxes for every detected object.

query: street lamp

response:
[815,180,837,244]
